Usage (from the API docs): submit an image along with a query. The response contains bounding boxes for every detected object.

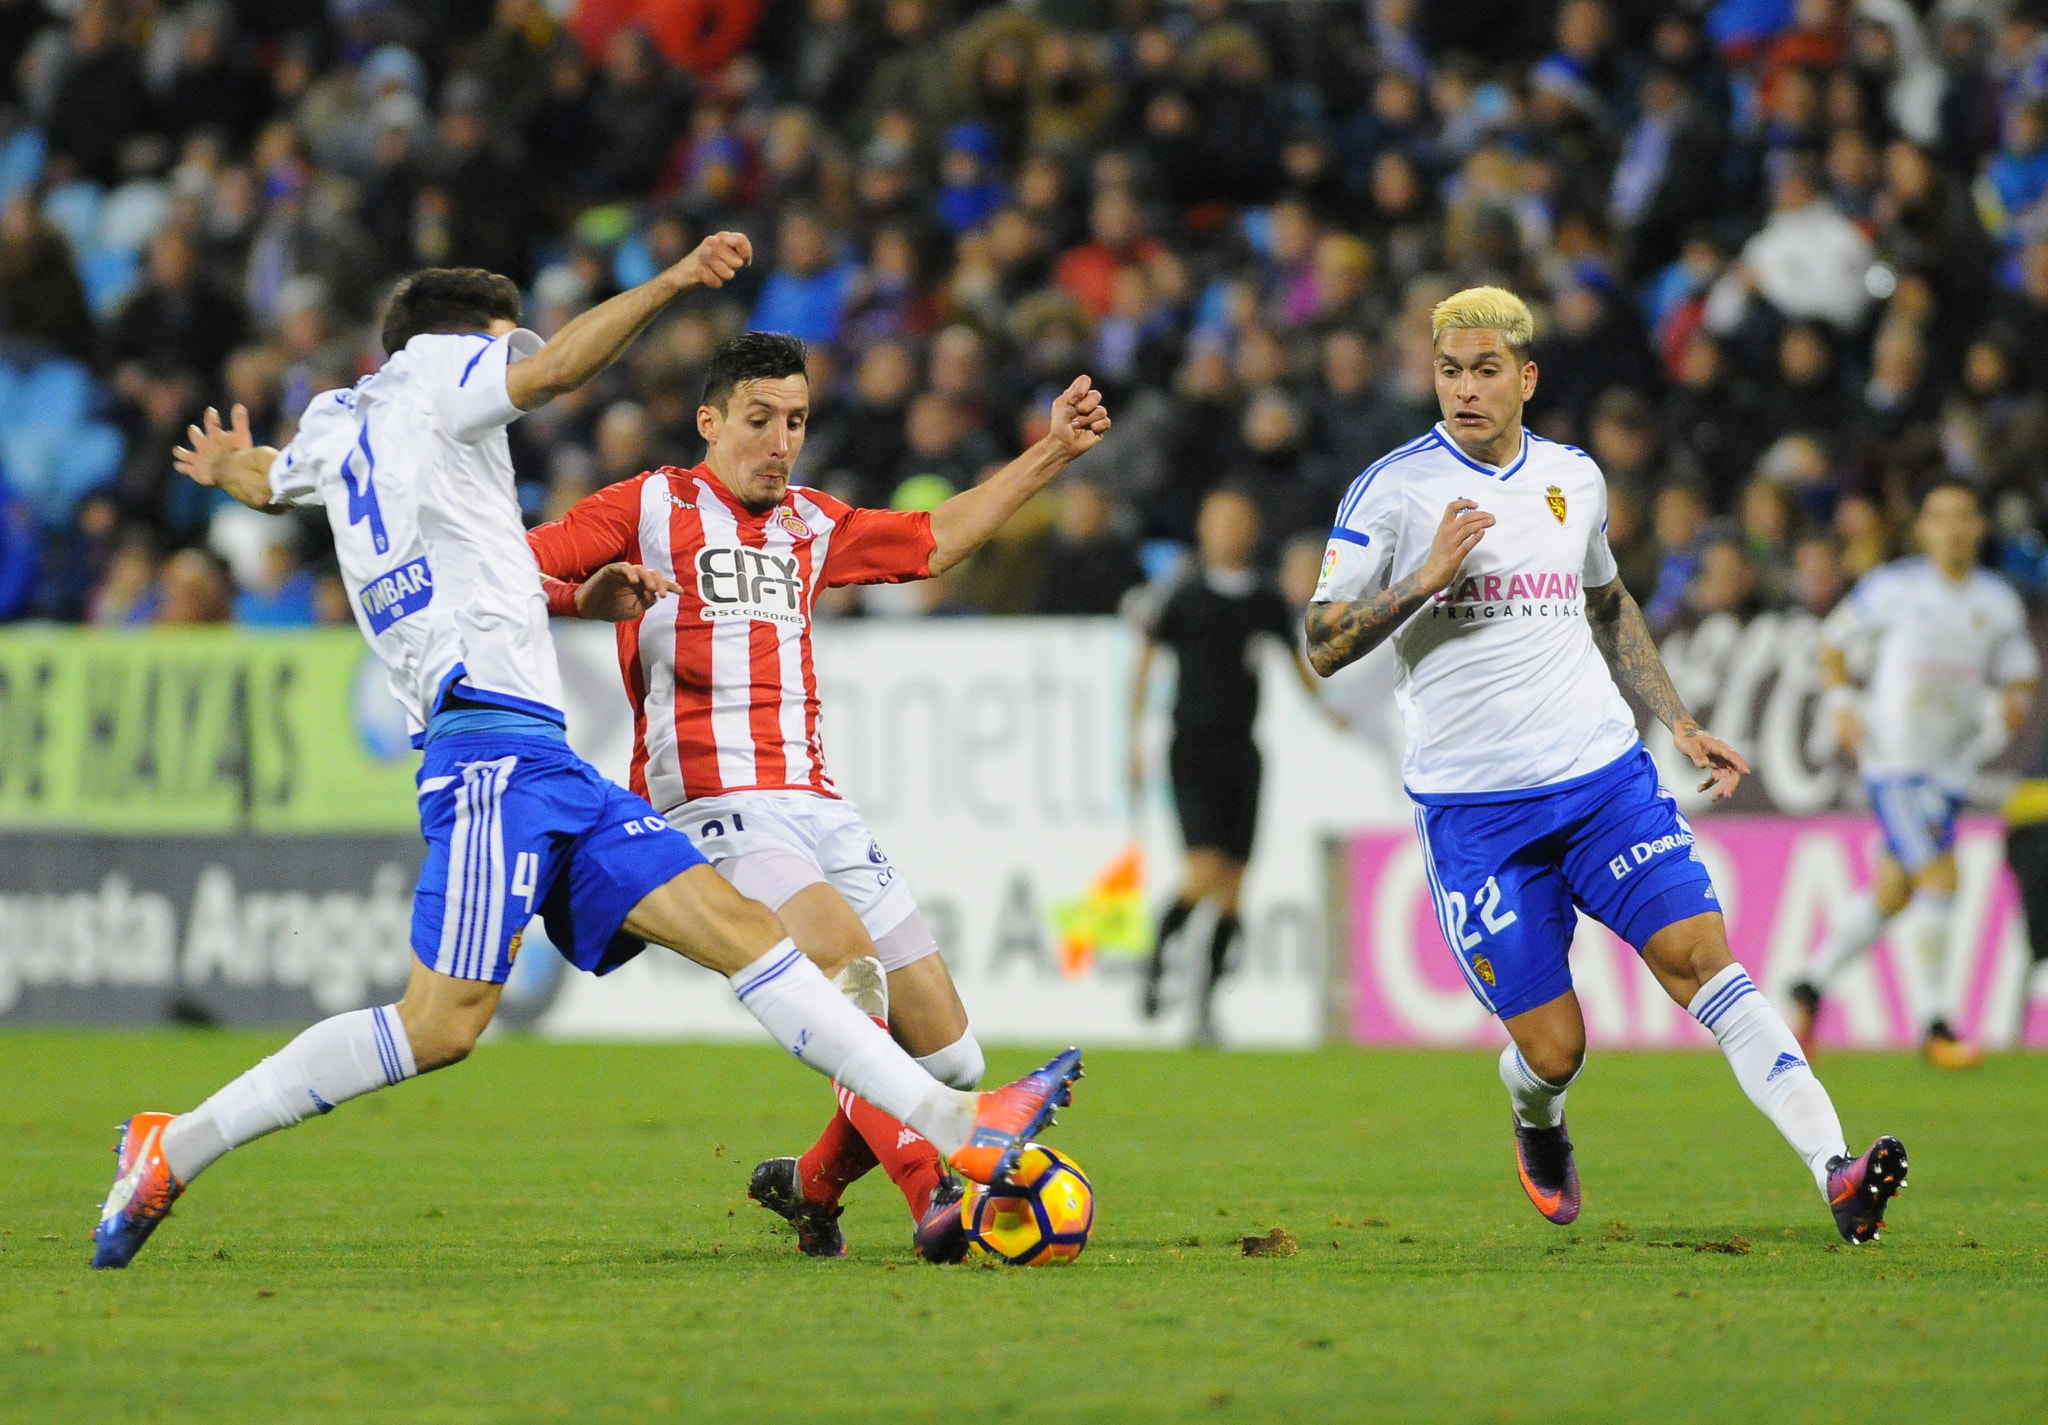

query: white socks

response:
[1689,965,1848,1192]
[1809,891,1886,983]
[729,942,976,1156]
[1498,1042,1576,1128]
[916,1029,986,1090]
[1896,890,1956,1029]
[161,1004,418,1183]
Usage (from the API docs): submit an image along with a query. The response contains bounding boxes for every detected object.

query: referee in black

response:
[1129,486,1338,1044]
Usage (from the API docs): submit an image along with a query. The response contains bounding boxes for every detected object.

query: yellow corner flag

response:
[1050,844,1148,978]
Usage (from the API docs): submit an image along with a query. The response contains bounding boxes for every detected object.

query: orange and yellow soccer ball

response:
[960,1144,1095,1265]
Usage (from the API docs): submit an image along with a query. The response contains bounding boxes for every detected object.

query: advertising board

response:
[1343,816,2048,1049]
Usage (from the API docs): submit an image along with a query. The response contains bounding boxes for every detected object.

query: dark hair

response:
[701,331,809,411]
[381,268,522,356]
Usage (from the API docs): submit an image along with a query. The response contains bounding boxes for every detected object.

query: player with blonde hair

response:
[1305,285,1908,1243]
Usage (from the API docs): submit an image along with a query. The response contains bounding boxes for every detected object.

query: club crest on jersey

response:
[1545,485,1567,525]
[775,508,811,539]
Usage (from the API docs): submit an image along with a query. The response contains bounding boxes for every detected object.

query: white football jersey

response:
[1312,424,1639,800]
[1820,555,2037,789]
[268,329,563,741]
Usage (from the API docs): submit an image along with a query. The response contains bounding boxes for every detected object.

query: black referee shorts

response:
[1168,736,1262,863]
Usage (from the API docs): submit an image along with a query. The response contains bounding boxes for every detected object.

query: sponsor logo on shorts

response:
[1607,829,1696,880]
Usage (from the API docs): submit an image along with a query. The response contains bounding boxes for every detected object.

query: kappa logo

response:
[1545,485,1567,525]
[1472,953,1496,987]
[663,490,696,512]
[895,1127,925,1149]
[1765,1051,1806,1083]
[776,508,811,538]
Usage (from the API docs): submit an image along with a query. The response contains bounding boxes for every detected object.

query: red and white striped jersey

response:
[529,464,934,811]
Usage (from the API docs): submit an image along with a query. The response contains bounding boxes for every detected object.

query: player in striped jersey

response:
[531,332,1111,1261]
[92,247,1084,1271]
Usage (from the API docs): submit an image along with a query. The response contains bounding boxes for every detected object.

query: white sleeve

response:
[266,388,357,507]
[1311,470,1400,603]
[1583,471,1618,587]
[1820,570,1885,650]
[431,328,544,443]
[1993,594,2041,687]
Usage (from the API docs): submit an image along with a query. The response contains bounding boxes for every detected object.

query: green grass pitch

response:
[4,1031,2045,1424]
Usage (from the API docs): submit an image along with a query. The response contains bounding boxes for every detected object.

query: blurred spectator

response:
[1645,482,1709,633]
[1035,477,1144,615]
[750,206,858,345]
[1687,530,1763,622]
[1054,187,1160,321]
[1834,492,1891,577]
[1659,331,1765,506]
[1738,479,1801,605]
[1791,532,1849,616]
[1307,331,1408,482]
[156,547,233,624]
[0,192,93,357]
[106,229,248,385]
[1709,159,1873,333]
[43,2,147,187]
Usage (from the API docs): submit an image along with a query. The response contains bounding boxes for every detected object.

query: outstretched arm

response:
[1584,575,1749,800]
[1305,498,1493,677]
[926,376,1110,575]
[506,232,752,412]
[173,404,283,511]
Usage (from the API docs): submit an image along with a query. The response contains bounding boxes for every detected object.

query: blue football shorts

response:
[1863,773,1964,874]
[411,731,708,983]
[1411,744,1721,1020]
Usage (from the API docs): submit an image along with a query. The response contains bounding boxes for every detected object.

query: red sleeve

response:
[542,577,580,618]
[527,476,645,583]
[820,504,935,587]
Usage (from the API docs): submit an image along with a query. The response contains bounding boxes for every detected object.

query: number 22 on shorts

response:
[1445,876,1517,949]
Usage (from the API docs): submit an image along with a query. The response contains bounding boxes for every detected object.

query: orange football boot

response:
[92,1112,185,1269]
[947,1048,1082,1187]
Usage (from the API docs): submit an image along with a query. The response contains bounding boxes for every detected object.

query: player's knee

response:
[1917,856,1959,896]
[402,1006,487,1072]
[1521,1040,1583,1085]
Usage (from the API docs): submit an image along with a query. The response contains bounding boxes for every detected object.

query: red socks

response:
[796,1018,948,1221]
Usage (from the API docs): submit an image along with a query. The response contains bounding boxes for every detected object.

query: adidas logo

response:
[896,1127,925,1149]
[1765,1051,1806,1083]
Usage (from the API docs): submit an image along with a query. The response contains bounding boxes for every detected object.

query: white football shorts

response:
[664,790,931,969]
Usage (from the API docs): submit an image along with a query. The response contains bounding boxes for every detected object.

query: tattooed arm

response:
[1306,498,1493,677]
[1584,576,1750,800]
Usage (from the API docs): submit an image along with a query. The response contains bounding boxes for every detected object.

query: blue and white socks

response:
[1689,965,1848,1192]
[729,941,976,1156]
[1498,1042,1576,1128]
[160,1004,418,1183]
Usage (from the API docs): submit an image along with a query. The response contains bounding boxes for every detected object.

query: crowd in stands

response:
[3,0,2048,632]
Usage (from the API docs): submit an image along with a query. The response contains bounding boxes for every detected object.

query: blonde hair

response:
[1430,285,1536,359]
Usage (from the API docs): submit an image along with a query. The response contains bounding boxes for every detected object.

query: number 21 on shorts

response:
[1446,876,1517,949]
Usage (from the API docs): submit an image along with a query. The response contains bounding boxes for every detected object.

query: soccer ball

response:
[961,1144,1095,1265]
